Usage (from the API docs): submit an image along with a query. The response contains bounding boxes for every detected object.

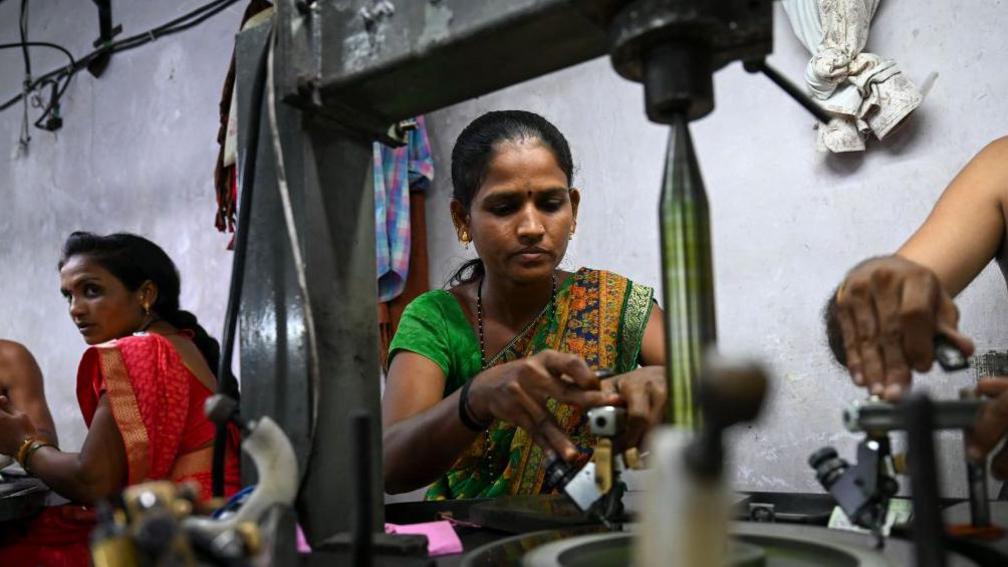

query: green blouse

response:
[387,267,654,498]
[388,289,482,396]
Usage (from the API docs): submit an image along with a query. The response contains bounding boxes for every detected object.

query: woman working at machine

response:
[0,232,241,565]
[383,111,668,499]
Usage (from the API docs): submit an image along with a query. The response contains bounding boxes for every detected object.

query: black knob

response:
[808,447,838,468]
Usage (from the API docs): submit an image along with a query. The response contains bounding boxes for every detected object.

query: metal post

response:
[660,114,717,427]
[903,393,947,567]
[351,412,374,567]
[235,23,383,544]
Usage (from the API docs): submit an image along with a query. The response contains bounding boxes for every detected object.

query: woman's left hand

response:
[601,366,667,450]
[0,395,36,457]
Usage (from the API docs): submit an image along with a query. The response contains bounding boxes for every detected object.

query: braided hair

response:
[59,231,236,397]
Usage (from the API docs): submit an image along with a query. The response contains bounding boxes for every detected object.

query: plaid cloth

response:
[374,116,434,302]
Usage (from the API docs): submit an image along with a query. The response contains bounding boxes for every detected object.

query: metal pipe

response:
[844,399,982,434]
[743,59,833,125]
[351,412,374,567]
[903,392,947,567]
[660,114,717,427]
[961,389,991,528]
[966,460,991,528]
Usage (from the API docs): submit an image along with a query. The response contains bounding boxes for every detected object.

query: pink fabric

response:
[384,521,463,557]
[296,524,312,552]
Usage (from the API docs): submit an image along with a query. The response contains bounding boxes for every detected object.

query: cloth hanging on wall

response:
[374,116,434,303]
[782,0,922,152]
[378,189,431,369]
[213,1,273,243]
[375,117,434,368]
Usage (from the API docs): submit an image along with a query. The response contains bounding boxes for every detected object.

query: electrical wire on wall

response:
[1,0,242,144]
[0,40,76,133]
[16,0,34,149]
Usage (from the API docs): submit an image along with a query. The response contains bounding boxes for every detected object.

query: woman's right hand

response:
[467,349,620,462]
[968,377,1008,479]
[834,255,974,400]
[0,395,36,457]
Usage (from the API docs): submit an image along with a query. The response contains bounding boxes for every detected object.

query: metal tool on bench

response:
[543,368,632,529]
[810,333,987,548]
[90,395,300,567]
[810,392,988,547]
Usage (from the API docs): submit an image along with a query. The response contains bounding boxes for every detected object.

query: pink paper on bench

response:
[384,520,464,557]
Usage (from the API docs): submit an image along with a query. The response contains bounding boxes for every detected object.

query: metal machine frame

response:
[234,0,803,545]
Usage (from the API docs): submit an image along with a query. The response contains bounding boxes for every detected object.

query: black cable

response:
[110,0,236,53]
[0,40,76,126]
[0,42,76,67]
[0,0,242,115]
[20,0,32,78]
[17,0,33,146]
[144,0,233,34]
[153,1,238,39]
[32,74,70,130]
[30,78,57,127]
[212,24,272,497]
[113,2,238,54]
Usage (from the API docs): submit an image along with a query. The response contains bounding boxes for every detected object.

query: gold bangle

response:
[15,435,41,466]
[21,440,55,475]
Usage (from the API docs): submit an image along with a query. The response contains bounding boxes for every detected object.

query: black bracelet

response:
[458,379,491,432]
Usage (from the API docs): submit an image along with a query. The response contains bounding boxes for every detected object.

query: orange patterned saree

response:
[425,268,654,499]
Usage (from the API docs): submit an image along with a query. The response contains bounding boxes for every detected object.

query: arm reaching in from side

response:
[825,138,1008,399]
[0,340,58,446]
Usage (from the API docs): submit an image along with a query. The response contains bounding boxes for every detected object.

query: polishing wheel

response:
[461,522,982,566]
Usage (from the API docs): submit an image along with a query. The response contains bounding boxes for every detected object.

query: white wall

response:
[2,1,1005,498]
[423,2,1008,495]
[0,2,242,451]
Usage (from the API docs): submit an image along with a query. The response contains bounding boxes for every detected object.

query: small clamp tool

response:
[545,369,635,529]
[811,336,987,547]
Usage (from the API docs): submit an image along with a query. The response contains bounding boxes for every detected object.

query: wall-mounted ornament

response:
[782,0,922,152]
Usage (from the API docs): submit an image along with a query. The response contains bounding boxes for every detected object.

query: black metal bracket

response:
[88,0,122,77]
[743,59,833,124]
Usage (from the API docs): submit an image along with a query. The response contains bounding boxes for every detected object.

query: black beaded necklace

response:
[474,272,557,473]
[476,272,557,370]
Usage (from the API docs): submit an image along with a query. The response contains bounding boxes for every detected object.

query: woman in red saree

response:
[0,231,241,566]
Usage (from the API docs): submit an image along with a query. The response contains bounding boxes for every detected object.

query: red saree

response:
[0,332,241,566]
[77,332,241,495]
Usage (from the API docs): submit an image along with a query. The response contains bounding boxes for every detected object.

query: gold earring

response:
[143,303,151,316]
[460,230,470,249]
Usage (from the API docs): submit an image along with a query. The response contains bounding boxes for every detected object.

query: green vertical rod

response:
[660,113,717,427]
